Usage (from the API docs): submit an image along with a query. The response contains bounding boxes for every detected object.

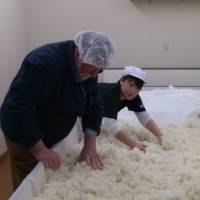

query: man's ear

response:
[74,48,82,68]
[74,48,80,60]
[119,79,123,85]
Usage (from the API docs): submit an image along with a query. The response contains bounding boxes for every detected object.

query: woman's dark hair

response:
[118,75,145,89]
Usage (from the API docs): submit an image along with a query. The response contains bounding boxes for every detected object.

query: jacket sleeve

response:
[81,78,103,136]
[0,58,54,148]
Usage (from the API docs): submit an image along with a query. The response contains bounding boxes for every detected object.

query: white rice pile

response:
[33,119,200,200]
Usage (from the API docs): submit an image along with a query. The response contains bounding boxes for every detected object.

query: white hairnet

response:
[74,31,115,68]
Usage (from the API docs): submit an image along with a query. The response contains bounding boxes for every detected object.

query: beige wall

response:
[25,0,200,68]
[100,68,200,87]
[0,0,27,155]
[1,0,200,154]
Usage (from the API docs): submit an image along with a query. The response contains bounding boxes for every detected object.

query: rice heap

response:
[33,119,200,200]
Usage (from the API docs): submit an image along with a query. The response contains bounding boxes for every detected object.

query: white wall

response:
[25,0,200,68]
[101,68,200,87]
[0,0,27,155]
[1,0,200,154]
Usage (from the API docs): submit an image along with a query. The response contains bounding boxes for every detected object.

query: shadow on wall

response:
[129,0,200,10]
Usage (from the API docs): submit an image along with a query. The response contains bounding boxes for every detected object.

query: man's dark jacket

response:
[0,40,103,148]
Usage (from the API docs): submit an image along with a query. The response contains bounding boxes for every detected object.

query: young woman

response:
[99,66,163,152]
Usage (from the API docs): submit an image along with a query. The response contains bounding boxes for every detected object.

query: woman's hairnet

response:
[74,31,115,68]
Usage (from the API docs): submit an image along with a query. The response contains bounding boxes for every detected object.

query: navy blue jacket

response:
[0,40,103,148]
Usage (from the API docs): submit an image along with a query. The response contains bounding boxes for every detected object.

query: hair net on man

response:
[74,31,115,68]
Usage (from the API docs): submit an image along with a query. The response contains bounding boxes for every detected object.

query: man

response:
[0,31,115,190]
[99,66,163,152]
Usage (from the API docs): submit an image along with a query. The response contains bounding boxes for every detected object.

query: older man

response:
[0,31,115,190]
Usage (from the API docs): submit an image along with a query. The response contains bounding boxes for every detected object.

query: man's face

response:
[78,63,104,80]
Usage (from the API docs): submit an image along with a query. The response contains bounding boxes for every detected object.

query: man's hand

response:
[78,134,103,170]
[132,142,147,153]
[157,135,163,145]
[29,140,61,170]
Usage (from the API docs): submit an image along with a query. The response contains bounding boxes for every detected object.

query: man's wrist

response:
[84,128,97,135]
[29,139,46,156]
[84,134,97,147]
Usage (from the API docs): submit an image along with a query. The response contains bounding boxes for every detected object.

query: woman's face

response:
[120,79,141,100]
